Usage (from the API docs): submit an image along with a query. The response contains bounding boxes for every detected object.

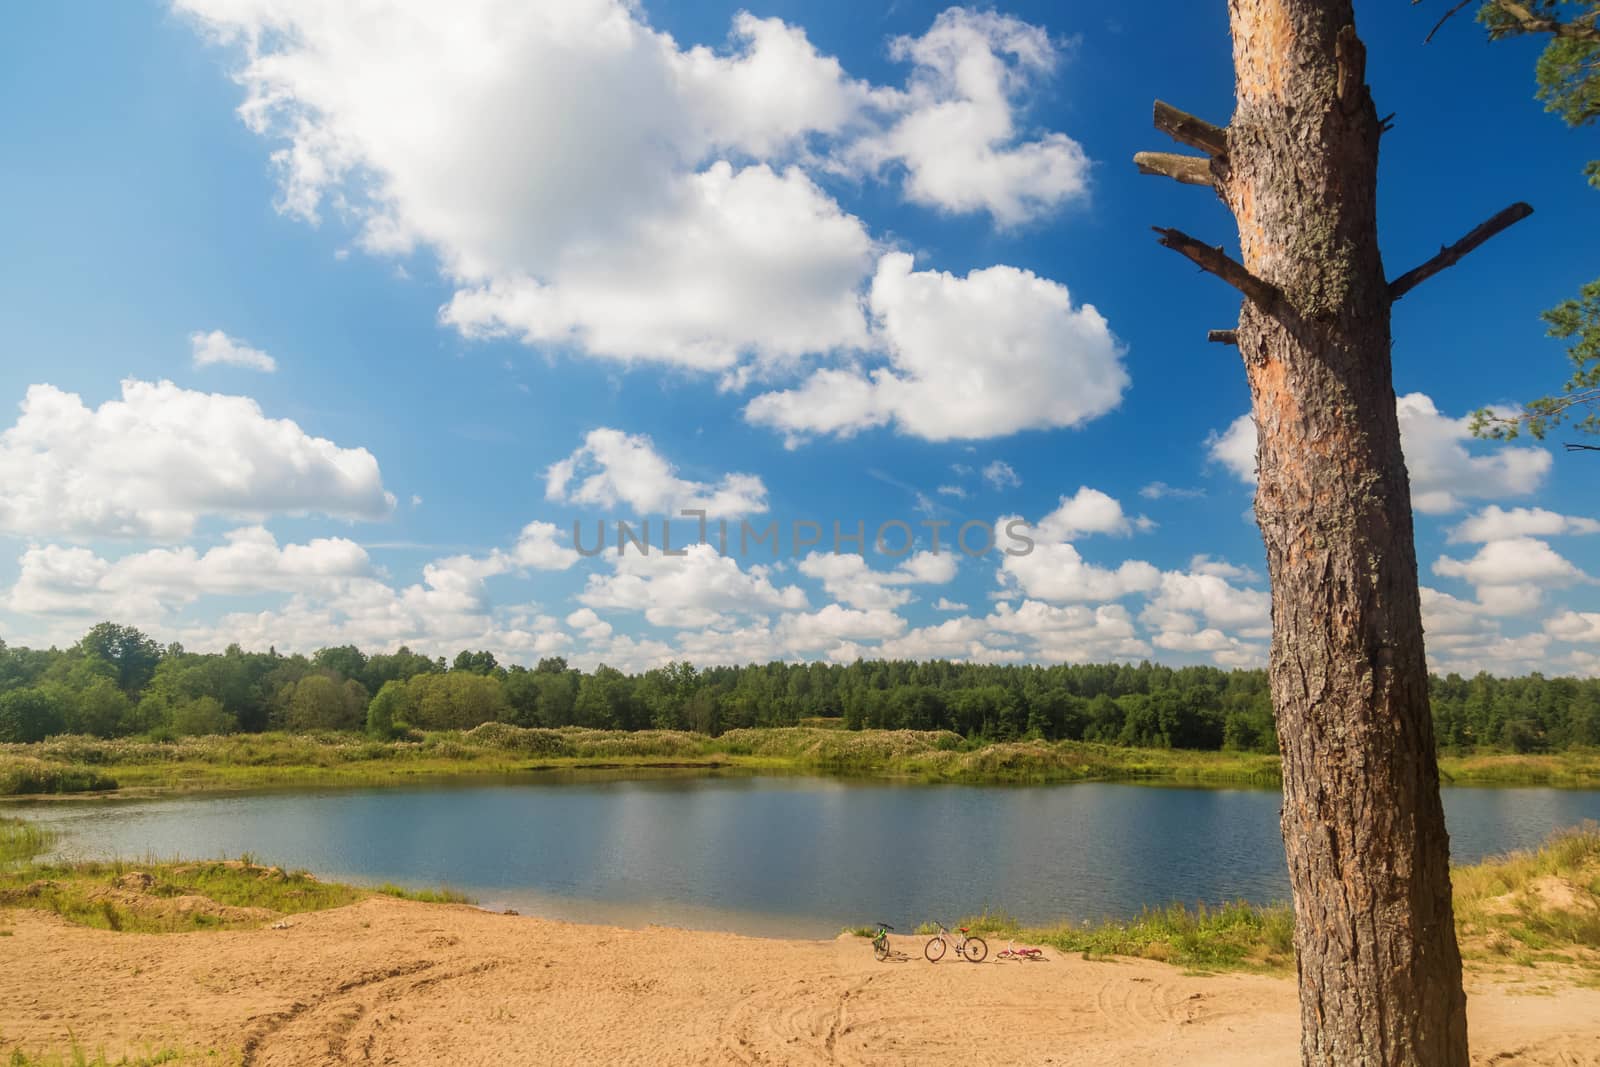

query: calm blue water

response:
[16,775,1600,937]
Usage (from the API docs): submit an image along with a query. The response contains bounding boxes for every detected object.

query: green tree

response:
[75,622,163,694]
[574,666,638,729]
[452,650,501,676]
[0,688,66,742]
[281,674,368,731]
[1569,682,1600,743]
[532,670,579,726]
[313,645,368,682]
[68,678,133,738]
[684,687,722,734]
[364,646,439,692]
[170,696,238,737]
[405,672,508,730]
[365,680,413,738]
[1457,1,1600,441]
[1082,694,1123,743]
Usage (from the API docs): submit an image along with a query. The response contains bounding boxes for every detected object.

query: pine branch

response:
[1416,0,1600,44]
[1152,101,1229,157]
[1421,0,1475,44]
[1388,202,1534,301]
[1151,228,1282,309]
[1491,1,1600,43]
[1471,388,1600,440]
[1134,152,1216,187]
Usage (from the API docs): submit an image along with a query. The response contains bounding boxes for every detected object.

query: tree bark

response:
[1221,2,1468,1063]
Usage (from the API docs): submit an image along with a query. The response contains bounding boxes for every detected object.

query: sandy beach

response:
[3,897,1598,1066]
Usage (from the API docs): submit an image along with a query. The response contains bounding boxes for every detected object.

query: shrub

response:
[462,723,575,757]
[0,757,117,795]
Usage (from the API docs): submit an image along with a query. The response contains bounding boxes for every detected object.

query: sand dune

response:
[3,898,1597,1065]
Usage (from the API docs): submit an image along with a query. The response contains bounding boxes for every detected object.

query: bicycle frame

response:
[925,922,987,962]
[997,940,1044,960]
[870,922,894,961]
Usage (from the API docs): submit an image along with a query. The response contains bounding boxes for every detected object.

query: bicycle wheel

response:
[874,935,890,961]
[962,936,988,963]
[925,936,947,962]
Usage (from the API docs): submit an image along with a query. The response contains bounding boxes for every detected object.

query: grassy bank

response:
[0,816,468,935]
[1438,750,1600,786]
[857,824,1600,976]
[1,726,1278,796]
[2,727,1596,798]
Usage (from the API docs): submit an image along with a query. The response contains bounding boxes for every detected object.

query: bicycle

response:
[869,922,894,961]
[924,921,987,963]
[995,940,1046,961]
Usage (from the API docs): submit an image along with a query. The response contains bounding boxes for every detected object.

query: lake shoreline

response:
[5,726,1598,799]
[3,880,1597,1066]
[4,819,1598,1063]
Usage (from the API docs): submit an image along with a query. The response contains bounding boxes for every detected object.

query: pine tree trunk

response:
[1221,2,1469,1063]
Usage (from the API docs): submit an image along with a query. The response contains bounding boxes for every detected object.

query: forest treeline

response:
[0,623,1596,754]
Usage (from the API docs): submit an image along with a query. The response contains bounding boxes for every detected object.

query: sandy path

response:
[2,898,1597,1065]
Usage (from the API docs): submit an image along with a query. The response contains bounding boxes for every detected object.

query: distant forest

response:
[1,623,1597,754]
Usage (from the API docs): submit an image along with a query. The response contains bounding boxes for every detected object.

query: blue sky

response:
[1,0,1596,675]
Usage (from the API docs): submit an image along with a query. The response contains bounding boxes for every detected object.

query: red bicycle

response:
[995,941,1047,961]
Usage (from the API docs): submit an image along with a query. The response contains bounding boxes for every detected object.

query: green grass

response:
[0,758,118,796]
[0,818,56,867]
[954,902,1297,973]
[376,883,475,905]
[5,1042,236,1066]
[1438,750,1600,786]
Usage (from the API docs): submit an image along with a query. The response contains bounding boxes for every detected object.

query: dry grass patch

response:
[1454,823,1600,972]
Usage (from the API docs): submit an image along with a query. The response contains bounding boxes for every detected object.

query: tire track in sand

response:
[716,972,886,1065]
[242,959,504,1066]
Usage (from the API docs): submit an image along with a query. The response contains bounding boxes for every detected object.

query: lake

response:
[17,774,1600,937]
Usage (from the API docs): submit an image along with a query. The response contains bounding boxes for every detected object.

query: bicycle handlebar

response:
[874,922,894,931]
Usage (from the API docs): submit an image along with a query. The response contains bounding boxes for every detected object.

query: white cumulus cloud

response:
[746,252,1126,442]
[578,544,807,629]
[190,329,277,372]
[1033,487,1147,541]
[546,428,767,517]
[1206,414,1257,484]
[1547,611,1600,643]
[0,380,393,540]
[1447,505,1600,543]
[798,550,957,611]
[7,527,371,618]
[844,9,1089,226]
[1432,536,1589,614]
[177,0,1099,394]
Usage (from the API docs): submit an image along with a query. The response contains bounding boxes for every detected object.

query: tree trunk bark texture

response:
[1222,2,1468,1063]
